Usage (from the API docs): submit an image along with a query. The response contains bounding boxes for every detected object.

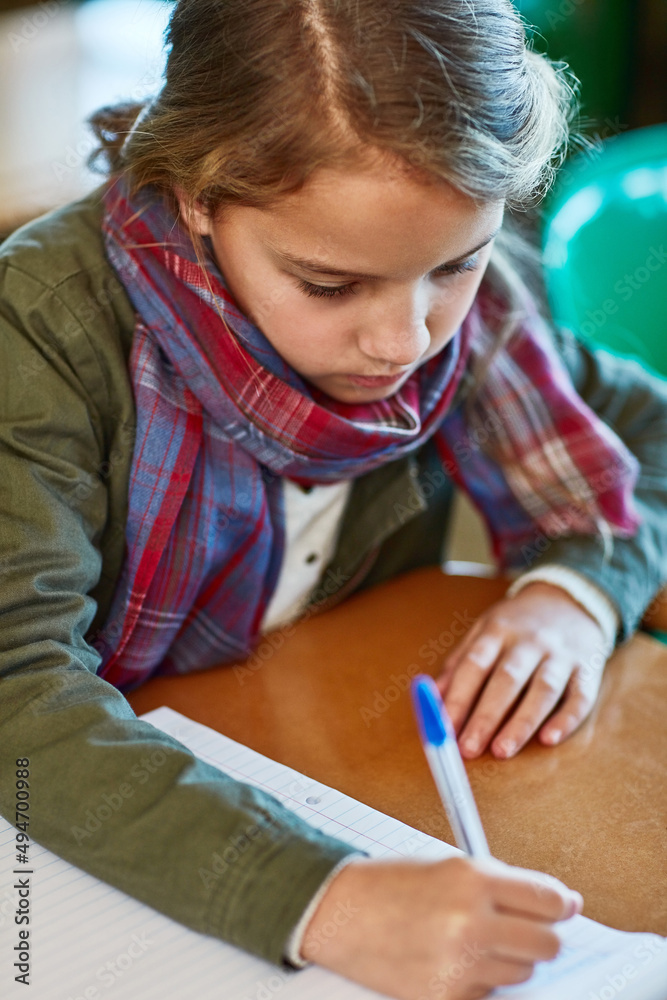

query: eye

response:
[294,255,480,301]
[295,278,358,299]
[431,256,480,278]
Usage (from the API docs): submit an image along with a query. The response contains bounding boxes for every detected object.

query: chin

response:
[319,382,404,404]
[310,374,411,404]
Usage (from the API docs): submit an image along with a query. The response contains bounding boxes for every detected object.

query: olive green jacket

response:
[1,189,666,966]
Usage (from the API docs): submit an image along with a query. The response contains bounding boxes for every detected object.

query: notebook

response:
[1,706,665,999]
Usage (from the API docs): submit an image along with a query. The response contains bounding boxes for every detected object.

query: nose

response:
[357,289,431,369]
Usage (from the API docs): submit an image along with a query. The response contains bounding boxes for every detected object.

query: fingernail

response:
[544,729,561,745]
[462,736,479,755]
[498,739,517,758]
[571,891,584,914]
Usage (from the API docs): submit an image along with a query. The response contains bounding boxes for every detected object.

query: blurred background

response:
[0,0,665,569]
[0,0,172,237]
[0,0,665,240]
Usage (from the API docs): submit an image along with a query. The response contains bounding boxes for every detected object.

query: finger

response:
[486,914,561,964]
[435,619,485,694]
[457,643,544,758]
[475,957,535,991]
[435,656,462,699]
[491,866,582,923]
[538,666,601,746]
[490,658,571,759]
[434,653,463,699]
[440,631,506,734]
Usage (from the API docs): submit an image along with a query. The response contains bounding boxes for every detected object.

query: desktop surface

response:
[127,567,667,936]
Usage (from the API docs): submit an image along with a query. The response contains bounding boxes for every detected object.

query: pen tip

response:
[411,676,448,746]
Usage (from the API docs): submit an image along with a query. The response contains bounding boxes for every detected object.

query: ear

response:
[174,185,212,236]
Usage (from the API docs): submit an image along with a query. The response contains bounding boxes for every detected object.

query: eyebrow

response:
[269,227,502,281]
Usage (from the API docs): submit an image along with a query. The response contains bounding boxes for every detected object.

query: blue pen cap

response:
[411,674,452,747]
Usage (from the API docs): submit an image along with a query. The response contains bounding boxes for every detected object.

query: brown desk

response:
[127,567,667,936]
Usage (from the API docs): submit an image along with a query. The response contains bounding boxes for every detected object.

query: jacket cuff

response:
[207,826,363,967]
[506,564,620,653]
[283,854,365,968]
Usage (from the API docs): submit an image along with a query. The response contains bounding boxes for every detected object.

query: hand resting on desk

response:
[435,582,608,759]
[301,855,583,1000]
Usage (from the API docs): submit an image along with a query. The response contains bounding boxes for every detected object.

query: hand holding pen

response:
[298,676,583,1000]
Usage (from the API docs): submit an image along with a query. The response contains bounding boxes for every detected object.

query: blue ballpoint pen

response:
[411,674,490,857]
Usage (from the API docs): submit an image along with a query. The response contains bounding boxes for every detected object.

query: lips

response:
[345,372,408,388]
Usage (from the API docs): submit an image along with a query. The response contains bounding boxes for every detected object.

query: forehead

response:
[228,159,503,277]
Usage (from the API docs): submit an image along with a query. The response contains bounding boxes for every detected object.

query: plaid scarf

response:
[97,180,639,690]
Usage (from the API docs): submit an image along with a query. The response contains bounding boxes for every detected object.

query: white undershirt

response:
[260,479,352,633]
[259,481,620,648]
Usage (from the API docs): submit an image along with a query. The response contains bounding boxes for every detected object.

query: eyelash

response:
[296,257,480,300]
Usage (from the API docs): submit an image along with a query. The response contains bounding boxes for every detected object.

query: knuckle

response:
[448,855,481,891]
[527,872,558,902]
[489,613,516,633]
[504,718,535,741]
[568,688,595,713]
[465,648,495,671]
[447,855,472,878]
[445,697,468,716]
[469,711,499,732]
[499,660,526,684]
[534,673,563,698]
[472,631,501,653]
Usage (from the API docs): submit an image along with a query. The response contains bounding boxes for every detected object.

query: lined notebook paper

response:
[1,706,666,999]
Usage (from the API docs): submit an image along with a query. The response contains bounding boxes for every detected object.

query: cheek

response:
[258,291,351,369]
[242,279,293,330]
[428,271,486,331]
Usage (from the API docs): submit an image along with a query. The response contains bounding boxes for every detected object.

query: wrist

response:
[513,579,599,612]
[506,566,619,654]
[300,859,368,966]
[284,854,363,968]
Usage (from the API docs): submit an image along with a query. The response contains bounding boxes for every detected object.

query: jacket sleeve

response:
[527,325,667,641]
[0,264,356,966]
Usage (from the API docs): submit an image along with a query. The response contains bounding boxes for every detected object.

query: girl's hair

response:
[89,0,577,324]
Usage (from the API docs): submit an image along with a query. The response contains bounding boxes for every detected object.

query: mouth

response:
[344,372,410,388]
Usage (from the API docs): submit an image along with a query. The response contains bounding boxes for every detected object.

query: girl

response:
[1,1,666,997]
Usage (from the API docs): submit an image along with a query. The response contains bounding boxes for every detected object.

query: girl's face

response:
[184,155,504,403]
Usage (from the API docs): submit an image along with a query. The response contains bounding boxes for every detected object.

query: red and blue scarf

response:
[97,179,639,690]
